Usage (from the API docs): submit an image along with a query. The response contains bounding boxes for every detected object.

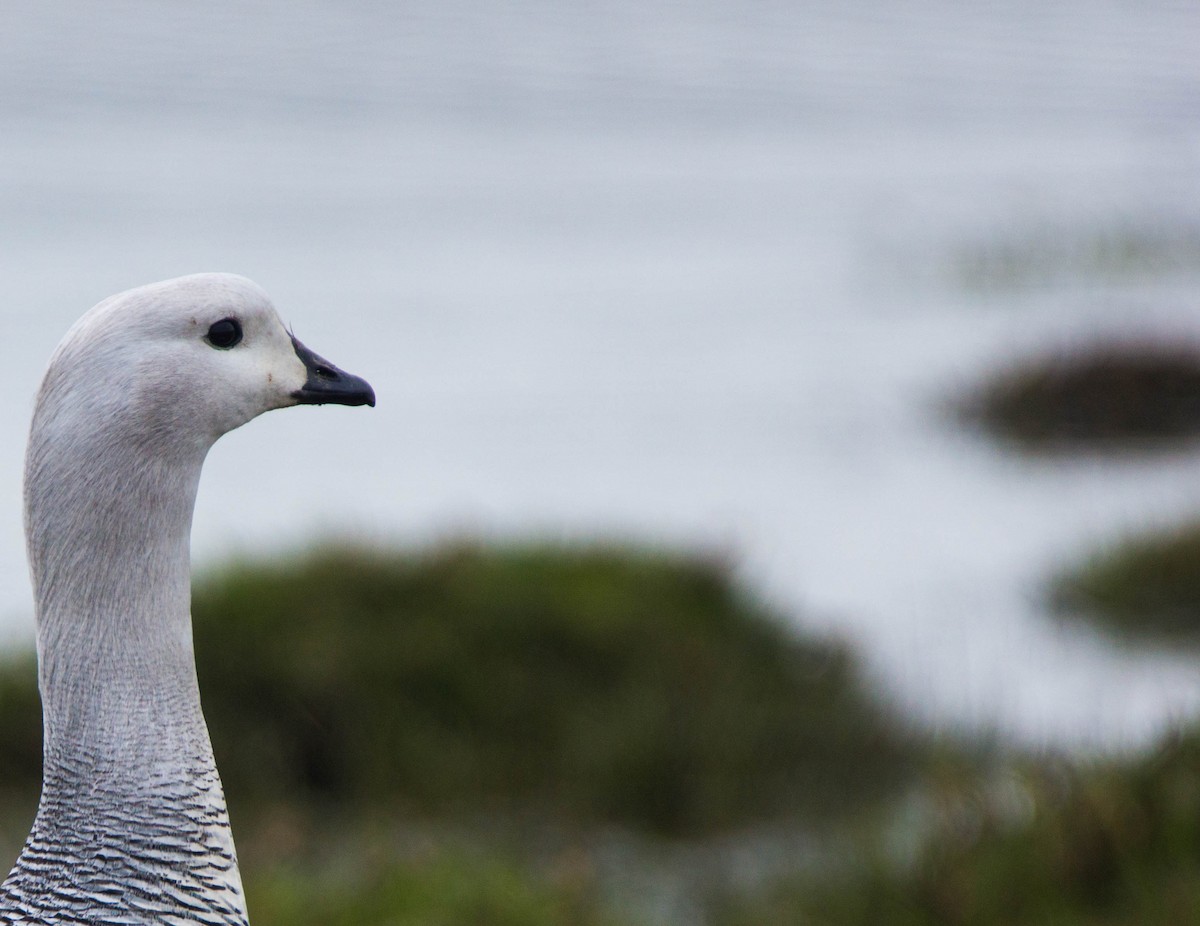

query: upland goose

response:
[0,273,374,924]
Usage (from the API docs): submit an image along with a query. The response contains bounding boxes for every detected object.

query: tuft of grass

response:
[1051,522,1200,640]
[190,543,916,837]
[956,343,1200,452]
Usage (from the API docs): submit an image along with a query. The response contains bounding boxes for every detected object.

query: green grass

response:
[246,840,621,926]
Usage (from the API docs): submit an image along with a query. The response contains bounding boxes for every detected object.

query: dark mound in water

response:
[958,342,1200,452]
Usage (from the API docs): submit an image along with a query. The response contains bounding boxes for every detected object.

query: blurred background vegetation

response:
[1,511,1200,923]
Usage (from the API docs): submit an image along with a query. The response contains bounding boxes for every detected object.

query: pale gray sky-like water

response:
[0,1,1199,749]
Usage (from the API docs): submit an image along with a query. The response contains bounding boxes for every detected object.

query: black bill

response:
[290,335,376,407]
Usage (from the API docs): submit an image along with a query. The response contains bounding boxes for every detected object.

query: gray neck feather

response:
[0,379,249,923]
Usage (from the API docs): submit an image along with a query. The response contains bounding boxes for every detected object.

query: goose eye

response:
[206,318,243,349]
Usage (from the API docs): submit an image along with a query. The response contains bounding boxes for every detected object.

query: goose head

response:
[23,269,377,660]
[32,272,374,462]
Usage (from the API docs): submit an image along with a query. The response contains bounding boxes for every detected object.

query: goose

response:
[0,273,374,924]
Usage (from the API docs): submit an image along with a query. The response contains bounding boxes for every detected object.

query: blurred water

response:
[0,1,1198,749]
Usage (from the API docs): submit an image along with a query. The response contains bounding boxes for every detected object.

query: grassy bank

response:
[192,543,917,837]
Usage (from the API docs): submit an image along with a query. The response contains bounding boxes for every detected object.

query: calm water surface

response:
[0,1,1198,749]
